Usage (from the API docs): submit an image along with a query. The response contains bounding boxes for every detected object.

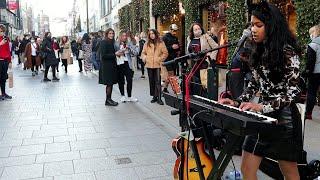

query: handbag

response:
[78,50,84,60]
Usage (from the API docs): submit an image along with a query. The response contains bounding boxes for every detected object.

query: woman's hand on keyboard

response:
[239,102,263,113]
[218,98,236,106]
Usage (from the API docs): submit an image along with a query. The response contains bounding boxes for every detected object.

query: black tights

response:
[0,81,5,95]
[106,85,113,99]
[44,66,57,78]
[62,59,68,72]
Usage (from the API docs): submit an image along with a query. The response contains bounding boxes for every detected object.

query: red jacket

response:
[0,36,11,63]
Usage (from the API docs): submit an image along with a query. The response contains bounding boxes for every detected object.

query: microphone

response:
[237,28,251,47]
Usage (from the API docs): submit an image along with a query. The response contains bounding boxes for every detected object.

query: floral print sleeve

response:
[237,70,259,102]
[261,51,301,113]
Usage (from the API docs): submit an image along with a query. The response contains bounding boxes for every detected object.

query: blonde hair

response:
[309,24,320,37]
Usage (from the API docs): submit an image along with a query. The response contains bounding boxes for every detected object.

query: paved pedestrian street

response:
[0,60,319,180]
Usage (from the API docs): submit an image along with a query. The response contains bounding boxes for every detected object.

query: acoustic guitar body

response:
[172,137,213,180]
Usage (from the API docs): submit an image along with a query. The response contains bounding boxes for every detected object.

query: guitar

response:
[172,133,213,180]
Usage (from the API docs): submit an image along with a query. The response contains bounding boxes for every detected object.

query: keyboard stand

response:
[207,133,243,180]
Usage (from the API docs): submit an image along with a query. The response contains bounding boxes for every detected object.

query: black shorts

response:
[242,106,301,162]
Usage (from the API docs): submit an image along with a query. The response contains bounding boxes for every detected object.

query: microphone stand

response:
[164,41,237,180]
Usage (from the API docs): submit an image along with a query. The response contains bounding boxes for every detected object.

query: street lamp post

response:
[86,0,89,33]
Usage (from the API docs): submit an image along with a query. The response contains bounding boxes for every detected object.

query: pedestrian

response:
[19,34,30,70]
[41,32,60,82]
[76,37,83,72]
[305,24,320,120]
[138,32,147,79]
[24,36,41,76]
[12,36,20,64]
[141,29,169,105]
[115,30,139,103]
[82,33,92,73]
[60,36,72,73]
[126,30,139,72]
[52,37,60,72]
[99,28,118,106]
[186,22,218,95]
[162,24,181,93]
[91,32,100,70]
[0,24,12,100]
[219,1,302,179]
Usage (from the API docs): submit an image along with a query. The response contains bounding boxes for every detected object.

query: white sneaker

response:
[120,96,127,103]
[127,97,138,102]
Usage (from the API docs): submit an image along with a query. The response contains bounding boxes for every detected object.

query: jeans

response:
[91,51,100,70]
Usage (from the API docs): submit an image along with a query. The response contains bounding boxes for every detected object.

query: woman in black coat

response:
[99,28,118,106]
[41,32,59,81]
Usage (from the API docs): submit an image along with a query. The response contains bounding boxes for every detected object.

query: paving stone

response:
[108,136,142,147]
[0,139,23,148]
[80,149,107,159]
[54,172,96,180]
[33,129,69,138]
[76,133,110,141]
[44,160,74,177]
[36,151,80,163]
[135,165,168,179]
[0,147,11,158]
[3,131,33,140]
[105,146,145,156]
[70,139,111,151]
[54,135,77,143]
[45,142,71,153]
[10,144,45,156]
[73,157,108,173]
[0,155,36,167]
[24,177,53,180]
[95,168,139,180]
[68,127,96,135]
[23,137,54,146]
[20,125,41,131]
[1,163,43,180]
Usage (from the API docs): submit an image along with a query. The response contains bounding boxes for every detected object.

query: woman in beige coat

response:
[141,29,168,105]
[60,36,72,73]
[186,22,218,94]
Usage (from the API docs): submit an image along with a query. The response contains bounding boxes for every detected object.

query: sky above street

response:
[21,0,74,36]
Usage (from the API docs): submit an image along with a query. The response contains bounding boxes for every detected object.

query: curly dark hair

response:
[82,33,90,44]
[249,1,301,80]
[188,22,205,40]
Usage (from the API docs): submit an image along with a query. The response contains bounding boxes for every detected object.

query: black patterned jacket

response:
[237,45,301,114]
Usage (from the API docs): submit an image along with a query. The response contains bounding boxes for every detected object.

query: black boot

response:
[157,98,164,105]
[105,98,118,106]
[151,96,157,103]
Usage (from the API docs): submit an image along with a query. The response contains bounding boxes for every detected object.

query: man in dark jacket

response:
[305,24,320,120]
[162,24,180,93]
